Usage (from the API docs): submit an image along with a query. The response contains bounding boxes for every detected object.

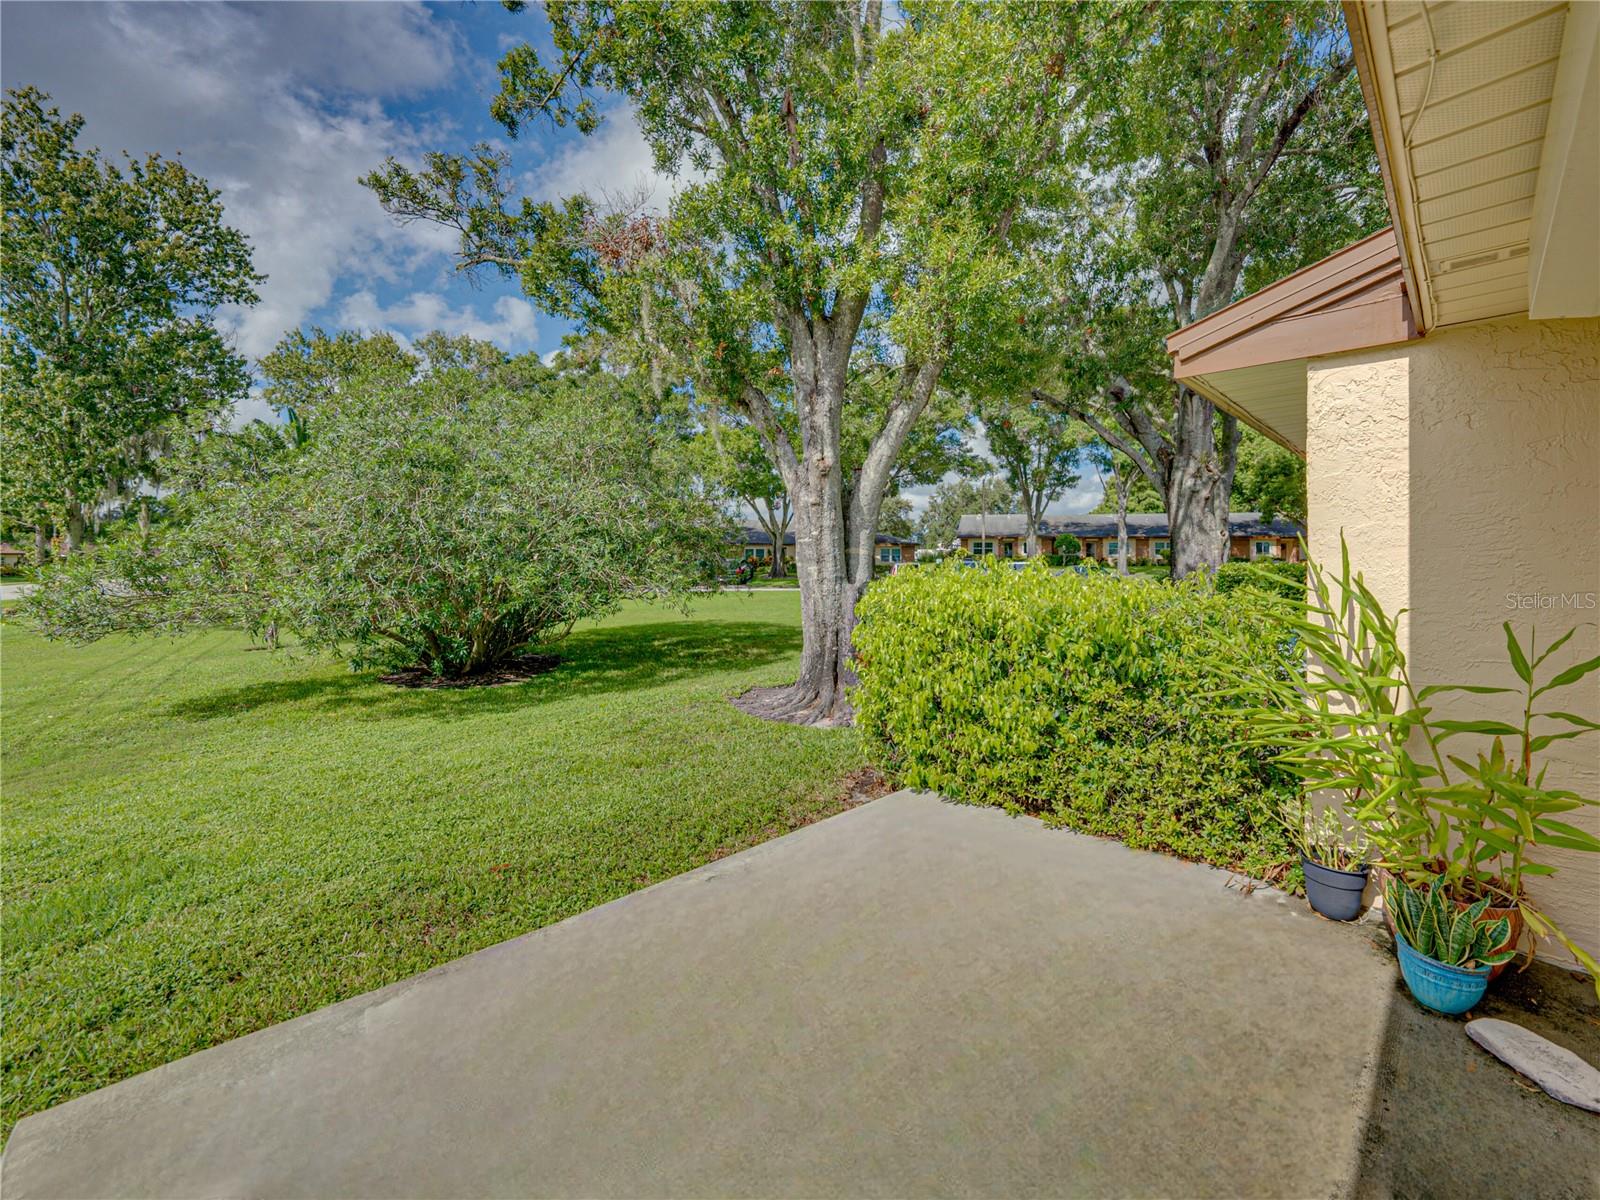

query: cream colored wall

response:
[1306,315,1600,965]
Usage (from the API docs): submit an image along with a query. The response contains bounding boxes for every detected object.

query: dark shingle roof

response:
[732,526,796,547]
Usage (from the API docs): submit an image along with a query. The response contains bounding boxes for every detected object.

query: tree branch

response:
[738,383,800,496]
[1034,387,1161,491]
[1238,54,1355,210]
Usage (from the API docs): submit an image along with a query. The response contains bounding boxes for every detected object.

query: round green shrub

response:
[852,560,1298,875]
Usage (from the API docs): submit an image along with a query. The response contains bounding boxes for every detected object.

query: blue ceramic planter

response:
[1301,855,1369,921]
[1394,931,1490,1015]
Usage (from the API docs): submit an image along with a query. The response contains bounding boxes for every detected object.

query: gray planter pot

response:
[1302,854,1369,921]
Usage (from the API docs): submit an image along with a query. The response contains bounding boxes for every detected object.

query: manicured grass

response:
[0,593,864,1139]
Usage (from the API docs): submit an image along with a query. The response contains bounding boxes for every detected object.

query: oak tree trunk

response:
[1163,387,1238,577]
[734,327,938,727]
[33,524,49,566]
[63,500,86,556]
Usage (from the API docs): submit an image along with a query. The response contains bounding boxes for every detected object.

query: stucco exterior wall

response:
[1306,315,1600,964]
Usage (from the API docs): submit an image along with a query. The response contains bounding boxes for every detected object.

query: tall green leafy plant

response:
[1427,626,1600,973]
[1217,539,1442,874]
[1213,535,1600,988]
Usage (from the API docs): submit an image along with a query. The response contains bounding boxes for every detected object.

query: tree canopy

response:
[360,0,1381,713]
[24,333,724,678]
[1,87,261,550]
[1034,1,1382,575]
[364,1,1101,724]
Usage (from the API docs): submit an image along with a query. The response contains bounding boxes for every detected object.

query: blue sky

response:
[1,1,684,420]
[1,1,1101,514]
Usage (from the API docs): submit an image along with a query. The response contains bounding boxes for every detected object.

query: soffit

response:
[1346,1,1572,329]
[1185,362,1310,458]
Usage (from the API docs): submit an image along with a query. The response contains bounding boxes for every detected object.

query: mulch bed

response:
[839,764,895,805]
[378,654,561,689]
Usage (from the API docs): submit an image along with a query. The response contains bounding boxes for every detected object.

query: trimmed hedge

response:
[1214,559,1307,599]
[853,561,1297,874]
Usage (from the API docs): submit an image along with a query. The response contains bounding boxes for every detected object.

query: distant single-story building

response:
[728,526,920,569]
[730,526,795,565]
[872,533,921,566]
[953,513,1303,563]
[0,542,26,570]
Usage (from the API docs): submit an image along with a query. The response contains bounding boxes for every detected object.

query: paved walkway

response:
[3,792,1593,1198]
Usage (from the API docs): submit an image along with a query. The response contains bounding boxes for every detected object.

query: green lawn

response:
[0,593,864,1139]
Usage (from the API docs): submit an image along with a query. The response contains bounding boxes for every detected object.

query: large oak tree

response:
[364,2,1095,725]
[1,87,261,553]
[1034,2,1383,576]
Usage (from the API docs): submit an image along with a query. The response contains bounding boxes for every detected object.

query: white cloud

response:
[1055,477,1105,515]
[525,106,698,213]
[229,388,279,430]
[2,1,468,359]
[337,290,539,350]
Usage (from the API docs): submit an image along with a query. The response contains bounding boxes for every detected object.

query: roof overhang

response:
[1168,2,1599,457]
[1343,1,1600,330]
[1167,229,1420,456]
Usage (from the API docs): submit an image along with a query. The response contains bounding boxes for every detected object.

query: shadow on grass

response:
[167,620,801,722]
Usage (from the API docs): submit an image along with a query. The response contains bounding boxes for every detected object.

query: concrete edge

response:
[0,789,1386,1160]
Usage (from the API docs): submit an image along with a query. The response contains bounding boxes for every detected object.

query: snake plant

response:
[1385,876,1516,970]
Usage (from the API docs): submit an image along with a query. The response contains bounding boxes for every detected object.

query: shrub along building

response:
[953,513,1303,563]
[1166,0,1599,961]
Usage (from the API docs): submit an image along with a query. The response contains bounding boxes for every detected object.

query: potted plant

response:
[1210,535,1600,998]
[1385,876,1516,1015]
[1281,796,1370,920]
[1397,625,1600,979]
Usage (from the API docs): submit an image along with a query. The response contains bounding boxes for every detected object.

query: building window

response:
[1154,540,1169,556]
[878,546,902,564]
[750,546,769,560]
[972,540,994,556]
[1107,540,1120,557]
[1253,540,1275,558]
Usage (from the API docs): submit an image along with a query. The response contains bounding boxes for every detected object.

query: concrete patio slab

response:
[1,790,1579,1198]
